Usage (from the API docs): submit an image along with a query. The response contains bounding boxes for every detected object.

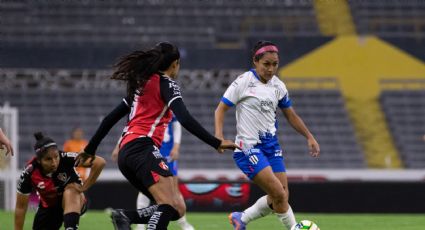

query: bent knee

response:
[269,187,287,203]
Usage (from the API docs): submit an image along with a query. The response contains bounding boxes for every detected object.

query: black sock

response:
[123,205,159,224]
[146,204,180,230]
[63,212,80,230]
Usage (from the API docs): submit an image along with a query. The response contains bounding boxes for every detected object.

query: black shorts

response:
[32,200,87,230]
[118,137,173,200]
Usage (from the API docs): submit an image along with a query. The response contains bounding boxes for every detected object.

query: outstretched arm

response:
[281,107,320,157]
[76,100,129,166]
[170,98,239,152]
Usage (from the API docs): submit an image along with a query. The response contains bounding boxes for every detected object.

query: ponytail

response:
[111,42,180,100]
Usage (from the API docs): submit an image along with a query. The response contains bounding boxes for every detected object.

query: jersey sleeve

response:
[277,81,292,109]
[17,165,34,195]
[222,75,245,107]
[160,77,183,107]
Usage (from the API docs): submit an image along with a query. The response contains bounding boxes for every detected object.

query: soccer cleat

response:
[111,209,131,230]
[228,212,246,230]
[180,223,195,230]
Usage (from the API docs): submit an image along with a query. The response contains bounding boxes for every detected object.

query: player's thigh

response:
[148,174,185,216]
[252,166,285,198]
[62,183,84,213]
[274,172,289,195]
[172,176,186,210]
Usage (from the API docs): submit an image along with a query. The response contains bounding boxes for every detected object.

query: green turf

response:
[2,210,425,229]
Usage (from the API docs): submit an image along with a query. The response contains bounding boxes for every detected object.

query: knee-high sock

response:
[136,193,152,229]
[146,204,180,230]
[275,205,296,230]
[241,195,273,224]
[122,205,159,224]
[64,212,80,230]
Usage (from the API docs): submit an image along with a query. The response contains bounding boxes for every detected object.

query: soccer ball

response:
[291,220,320,230]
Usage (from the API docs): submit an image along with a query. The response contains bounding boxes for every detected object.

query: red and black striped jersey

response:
[120,73,182,148]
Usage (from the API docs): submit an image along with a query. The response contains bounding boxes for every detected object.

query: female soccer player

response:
[76,42,238,230]
[215,41,320,230]
[15,132,105,230]
[111,115,195,230]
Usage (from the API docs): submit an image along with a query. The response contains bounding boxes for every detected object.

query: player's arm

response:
[160,78,238,152]
[281,106,320,157]
[14,193,29,230]
[79,155,106,192]
[111,141,120,162]
[76,99,130,166]
[214,101,231,140]
[170,121,181,160]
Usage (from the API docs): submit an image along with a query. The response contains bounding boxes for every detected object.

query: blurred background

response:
[1,0,425,213]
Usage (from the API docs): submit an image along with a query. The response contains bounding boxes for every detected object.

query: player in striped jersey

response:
[215,41,320,230]
[76,42,239,230]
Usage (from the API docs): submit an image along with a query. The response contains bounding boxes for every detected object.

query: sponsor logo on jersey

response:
[168,80,181,96]
[260,100,274,112]
[248,82,256,88]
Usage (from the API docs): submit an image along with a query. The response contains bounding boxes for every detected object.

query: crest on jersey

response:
[57,173,67,182]
[159,161,169,170]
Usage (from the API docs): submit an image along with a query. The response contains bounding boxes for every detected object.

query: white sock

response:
[275,205,296,230]
[177,215,195,230]
[241,195,273,224]
[136,193,151,230]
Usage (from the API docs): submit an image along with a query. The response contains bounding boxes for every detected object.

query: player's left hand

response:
[307,137,320,157]
[75,152,95,167]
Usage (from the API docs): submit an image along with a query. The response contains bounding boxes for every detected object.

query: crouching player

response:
[14,132,106,230]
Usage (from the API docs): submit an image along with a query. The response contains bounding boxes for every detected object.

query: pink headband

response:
[254,45,279,56]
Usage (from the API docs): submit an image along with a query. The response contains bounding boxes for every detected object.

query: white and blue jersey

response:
[221,69,292,179]
[160,115,181,176]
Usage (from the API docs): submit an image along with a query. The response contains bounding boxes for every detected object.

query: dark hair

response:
[111,42,180,99]
[33,132,57,159]
[252,40,278,62]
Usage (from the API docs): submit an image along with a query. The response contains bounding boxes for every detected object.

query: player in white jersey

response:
[215,41,320,230]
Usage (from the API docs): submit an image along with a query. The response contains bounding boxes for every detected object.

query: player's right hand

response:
[217,139,240,153]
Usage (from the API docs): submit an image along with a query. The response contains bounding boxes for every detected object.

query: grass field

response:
[2,211,425,229]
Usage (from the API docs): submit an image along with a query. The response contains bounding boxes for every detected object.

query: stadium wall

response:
[86,169,425,213]
[86,181,425,213]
